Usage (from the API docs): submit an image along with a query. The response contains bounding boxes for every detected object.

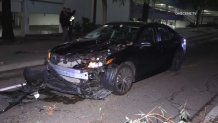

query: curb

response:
[187,33,218,47]
[192,94,218,123]
[0,59,45,73]
[203,105,218,123]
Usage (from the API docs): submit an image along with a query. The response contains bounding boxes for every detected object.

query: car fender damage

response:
[0,65,114,114]
[27,67,112,100]
[100,66,118,91]
[0,42,127,111]
[0,22,186,114]
[42,43,129,99]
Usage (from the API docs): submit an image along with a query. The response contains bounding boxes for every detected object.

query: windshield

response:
[84,24,139,41]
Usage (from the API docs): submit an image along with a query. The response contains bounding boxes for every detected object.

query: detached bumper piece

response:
[45,65,111,99]
[0,68,44,114]
[45,70,83,95]
[48,62,89,80]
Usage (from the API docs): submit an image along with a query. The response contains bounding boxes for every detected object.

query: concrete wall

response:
[108,0,130,23]
[29,14,59,25]
[96,0,130,24]
[175,20,189,28]
[0,0,22,12]
[11,0,22,12]
[201,16,218,24]
[1,0,130,25]
[0,0,63,13]
[64,0,93,23]
[27,0,63,14]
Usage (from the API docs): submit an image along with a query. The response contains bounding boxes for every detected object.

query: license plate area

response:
[49,63,88,80]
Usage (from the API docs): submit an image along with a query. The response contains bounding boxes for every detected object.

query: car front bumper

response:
[45,70,83,95]
[45,62,111,98]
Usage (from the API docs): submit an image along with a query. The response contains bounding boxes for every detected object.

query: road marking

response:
[0,83,27,92]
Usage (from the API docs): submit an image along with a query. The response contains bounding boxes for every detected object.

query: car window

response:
[157,27,174,41]
[138,27,155,43]
[84,25,140,41]
[84,25,113,39]
[130,27,140,40]
[110,26,128,40]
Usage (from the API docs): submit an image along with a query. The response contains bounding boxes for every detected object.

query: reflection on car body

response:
[43,22,186,99]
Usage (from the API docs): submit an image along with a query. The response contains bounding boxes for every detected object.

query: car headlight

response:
[88,61,103,68]
[48,51,51,61]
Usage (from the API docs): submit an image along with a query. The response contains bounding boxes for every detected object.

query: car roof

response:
[106,21,145,27]
[106,21,167,28]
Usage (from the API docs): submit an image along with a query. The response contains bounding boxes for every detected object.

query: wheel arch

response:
[100,59,136,92]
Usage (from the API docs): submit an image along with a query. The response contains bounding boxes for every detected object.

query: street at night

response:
[1,0,218,123]
[0,30,218,123]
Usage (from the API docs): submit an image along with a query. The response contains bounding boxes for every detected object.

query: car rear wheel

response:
[112,63,135,95]
[170,50,184,71]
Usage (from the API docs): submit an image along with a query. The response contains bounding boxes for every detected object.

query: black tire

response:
[112,63,135,95]
[170,50,185,71]
[23,68,44,87]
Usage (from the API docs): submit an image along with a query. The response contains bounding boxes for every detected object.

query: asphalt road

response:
[0,35,218,123]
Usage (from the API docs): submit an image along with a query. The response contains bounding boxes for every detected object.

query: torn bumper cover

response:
[45,71,83,95]
[44,62,111,99]
[48,62,89,80]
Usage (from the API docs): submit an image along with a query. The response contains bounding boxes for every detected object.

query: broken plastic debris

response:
[0,83,27,92]
[42,104,57,116]
[33,91,40,99]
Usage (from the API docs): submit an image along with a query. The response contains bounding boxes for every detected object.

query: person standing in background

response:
[59,8,69,42]
[67,9,76,41]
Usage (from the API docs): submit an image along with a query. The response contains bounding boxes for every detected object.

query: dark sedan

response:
[44,22,186,98]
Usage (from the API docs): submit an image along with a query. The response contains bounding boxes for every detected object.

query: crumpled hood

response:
[51,38,110,56]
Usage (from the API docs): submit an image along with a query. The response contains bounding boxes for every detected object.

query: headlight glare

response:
[48,51,51,61]
[88,61,103,68]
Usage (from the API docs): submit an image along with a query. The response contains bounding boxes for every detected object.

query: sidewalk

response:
[176,27,218,47]
[175,27,217,38]
[0,35,63,72]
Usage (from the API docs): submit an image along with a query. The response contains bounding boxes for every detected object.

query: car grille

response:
[50,53,82,68]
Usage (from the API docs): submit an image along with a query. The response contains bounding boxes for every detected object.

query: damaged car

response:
[31,22,186,99]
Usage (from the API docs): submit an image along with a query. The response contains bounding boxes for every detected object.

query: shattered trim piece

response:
[49,62,88,80]
[0,83,27,92]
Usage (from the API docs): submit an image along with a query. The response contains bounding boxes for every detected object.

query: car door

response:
[134,26,162,78]
[156,25,176,67]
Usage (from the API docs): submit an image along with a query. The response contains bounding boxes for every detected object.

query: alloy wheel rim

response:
[116,67,133,93]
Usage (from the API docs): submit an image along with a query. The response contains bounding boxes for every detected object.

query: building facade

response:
[0,0,217,36]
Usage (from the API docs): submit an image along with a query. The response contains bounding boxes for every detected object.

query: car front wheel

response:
[170,50,185,71]
[112,63,135,95]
